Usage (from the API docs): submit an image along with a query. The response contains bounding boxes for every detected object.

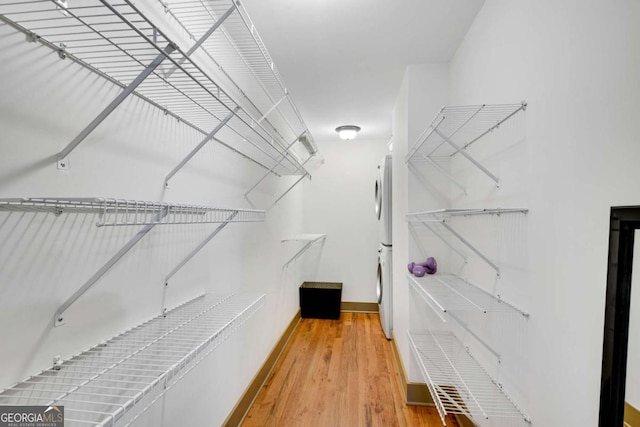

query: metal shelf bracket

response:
[0,198,265,326]
[164,107,240,187]
[54,207,170,327]
[57,42,177,163]
[245,132,318,210]
[439,220,500,275]
[282,234,327,269]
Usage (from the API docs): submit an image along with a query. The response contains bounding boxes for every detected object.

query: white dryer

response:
[375,154,392,246]
[377,244,392,339]
[375,154,392,339]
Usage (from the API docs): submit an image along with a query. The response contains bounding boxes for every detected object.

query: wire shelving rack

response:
[0,197,265,326]
[406,208,528,275]
[408,330,531,426]
[0,197,265,226]
[0,293,265,426]
[0,0,317,184]
[407,273,528,317]
[405,102,527,188]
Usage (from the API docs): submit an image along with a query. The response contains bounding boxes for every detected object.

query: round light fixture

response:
[335,125,361,140]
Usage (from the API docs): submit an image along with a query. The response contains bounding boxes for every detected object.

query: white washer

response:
[375,154,392,339]
[377,244,392,339]
[375,154,392,246]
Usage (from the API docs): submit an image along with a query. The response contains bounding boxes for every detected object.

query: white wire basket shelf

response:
[0,197,265,226]
[0,293,265,426]
[406,208,528,275]
[405,102,527,187]
[406,208,528,222]
[0,0,315,178]
[407,273,528,317]
[408,330,531,426]
[161,0,316,166]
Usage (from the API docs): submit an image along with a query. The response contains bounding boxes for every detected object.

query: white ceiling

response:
[240,0,485,143]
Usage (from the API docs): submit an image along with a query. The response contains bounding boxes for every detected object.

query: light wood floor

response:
[242,312,458,427]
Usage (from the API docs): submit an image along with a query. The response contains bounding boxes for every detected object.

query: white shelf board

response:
[407,273,528,317]
[408,330,530,426]
[0,293,265,426]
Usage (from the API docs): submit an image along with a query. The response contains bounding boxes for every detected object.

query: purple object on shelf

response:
[424,257,437,274]
[408,262,415,273]
[412,265,427,277]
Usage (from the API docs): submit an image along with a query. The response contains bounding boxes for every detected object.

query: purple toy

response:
[411,257,437,275]
[412,265,427,277]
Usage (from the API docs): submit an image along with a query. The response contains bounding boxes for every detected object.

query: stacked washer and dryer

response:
[375,154,393,339]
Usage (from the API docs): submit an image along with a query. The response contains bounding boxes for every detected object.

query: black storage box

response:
[299,282,342,320]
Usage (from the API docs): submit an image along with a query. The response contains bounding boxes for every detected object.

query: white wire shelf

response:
[406,208,527,275]
[281,234,326,242]
[0,293,265,427]
[405,102,527,186]
[408,330,531,426]
[0,197,265,226]
[406,208,528,221]
[407,273,528,317]
[281,233,326,269]
[0,0,315,178]
[160,0,317,165]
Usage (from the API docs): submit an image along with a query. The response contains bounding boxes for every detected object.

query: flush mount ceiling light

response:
[335,125,361,140]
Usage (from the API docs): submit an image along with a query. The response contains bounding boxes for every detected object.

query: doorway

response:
[599,207,640,426]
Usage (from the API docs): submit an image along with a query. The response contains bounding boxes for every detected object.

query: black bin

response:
[299,282,342,320]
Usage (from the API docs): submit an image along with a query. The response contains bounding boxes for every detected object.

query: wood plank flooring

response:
[242,312,458,427]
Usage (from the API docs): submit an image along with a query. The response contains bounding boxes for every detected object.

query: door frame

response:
[599,206,640,425]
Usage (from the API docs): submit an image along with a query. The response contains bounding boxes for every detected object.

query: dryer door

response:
[376,257,383,304]
[375,169,382,220]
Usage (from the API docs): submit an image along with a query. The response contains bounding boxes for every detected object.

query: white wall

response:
[391,64,451,382]
[446,1,640,425]
[0,17,306,426]
[302,137,390,303]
